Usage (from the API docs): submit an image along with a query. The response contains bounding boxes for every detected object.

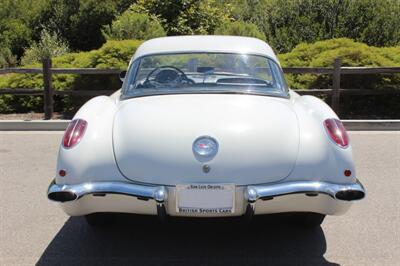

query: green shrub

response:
[103,11,165,40]
[0,39,143,114]
[21,29,69,65]
[1,37,399,118]
[279,38,400,90]
[278,38,400,118]
[0,47,17,68]
[214,21,266,41]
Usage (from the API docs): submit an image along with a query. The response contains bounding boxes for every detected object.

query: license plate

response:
[176,184,235,214]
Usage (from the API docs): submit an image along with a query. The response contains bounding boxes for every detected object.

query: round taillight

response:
[63,119,88,148]
[324,118,349,148]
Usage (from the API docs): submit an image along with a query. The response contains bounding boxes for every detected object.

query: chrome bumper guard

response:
[47,179,365,221]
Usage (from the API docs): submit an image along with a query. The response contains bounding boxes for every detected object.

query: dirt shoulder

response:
[0,112,65,120]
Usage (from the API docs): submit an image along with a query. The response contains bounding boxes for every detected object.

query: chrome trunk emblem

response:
[193,136,218,160]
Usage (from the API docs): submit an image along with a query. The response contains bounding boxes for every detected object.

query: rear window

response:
[122,52,289,98]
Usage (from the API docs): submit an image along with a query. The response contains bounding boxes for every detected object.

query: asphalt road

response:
[0,131,399,266]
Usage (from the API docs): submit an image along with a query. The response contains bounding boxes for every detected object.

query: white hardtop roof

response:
[132,35,278,62]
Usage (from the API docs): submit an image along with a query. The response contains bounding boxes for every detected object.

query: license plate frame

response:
[176,184,235,214]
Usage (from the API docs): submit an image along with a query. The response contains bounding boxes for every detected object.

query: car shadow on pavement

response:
[37,214,339,266]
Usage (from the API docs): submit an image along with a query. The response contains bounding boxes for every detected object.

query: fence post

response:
[42,58,53,120]
[331,57,342,115]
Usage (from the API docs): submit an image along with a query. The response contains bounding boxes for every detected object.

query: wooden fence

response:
[1,58,400,119]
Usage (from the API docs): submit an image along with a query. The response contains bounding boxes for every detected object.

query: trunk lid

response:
[113,94,299,185]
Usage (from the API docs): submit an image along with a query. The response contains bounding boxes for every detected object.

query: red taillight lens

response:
[324,118,349,148]
[63,119,88,148]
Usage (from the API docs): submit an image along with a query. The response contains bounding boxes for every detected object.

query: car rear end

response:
[47,36,365,226]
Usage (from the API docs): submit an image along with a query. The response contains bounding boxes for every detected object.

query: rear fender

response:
[287,95,356,184]
[55,96,125,185]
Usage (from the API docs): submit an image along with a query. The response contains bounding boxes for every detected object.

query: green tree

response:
[214,21,266,40]
[131,0,233,35]
[0,0,47,59]
[69,0,119,50]
[339,0,400,47]
[103,10,166,40]
[0,19,31,59]
[31,0,130,51]
[231,0,400,53]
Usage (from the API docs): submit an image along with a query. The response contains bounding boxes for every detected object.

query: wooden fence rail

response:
[1,58,400,119]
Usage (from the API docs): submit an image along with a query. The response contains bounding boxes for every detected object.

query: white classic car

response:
[47,36,365,227]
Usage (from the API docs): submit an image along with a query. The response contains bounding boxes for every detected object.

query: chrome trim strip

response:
[47,180,167,203]
[246,179,365,202]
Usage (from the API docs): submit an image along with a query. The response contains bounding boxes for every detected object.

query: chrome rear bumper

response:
[47,179,365,219]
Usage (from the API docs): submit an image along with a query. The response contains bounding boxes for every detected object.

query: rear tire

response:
[293,212,326,228]
[84,213,114,227]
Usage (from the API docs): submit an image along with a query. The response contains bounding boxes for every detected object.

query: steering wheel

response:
[144,66,194,87]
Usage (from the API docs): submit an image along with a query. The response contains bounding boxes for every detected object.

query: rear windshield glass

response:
[122,53,289,98]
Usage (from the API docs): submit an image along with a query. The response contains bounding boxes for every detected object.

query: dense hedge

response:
[279,38,400,90]
[279,38,400,118]
[0,40,142,114]
[1,38,399,118]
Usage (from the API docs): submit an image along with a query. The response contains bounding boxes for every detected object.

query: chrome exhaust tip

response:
[335,190,365,201]
[48,191,77,202]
